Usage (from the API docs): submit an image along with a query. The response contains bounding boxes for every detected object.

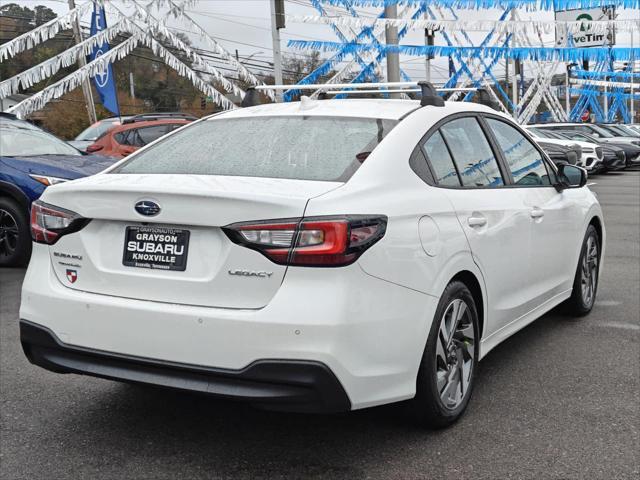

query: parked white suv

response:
[20,89,604,428]
[525,126,603,172]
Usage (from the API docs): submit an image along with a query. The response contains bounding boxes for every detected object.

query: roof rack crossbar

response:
[122,112,198,124]
[326,89,421,95]
[243,82,496,110]
[129,112,197,119]
[254,81,420,91]
[323,87,478,95]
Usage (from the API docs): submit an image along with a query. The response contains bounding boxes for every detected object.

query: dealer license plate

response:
[123,226,190,271]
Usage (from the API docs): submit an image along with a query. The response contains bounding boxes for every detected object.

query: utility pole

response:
[129,72,135,99]
[603,80,608,120]
[510,9,518,119]
[270,0,285,101]
[384,5,400,98]
[424,12,433,83]
[565,65,570,117]
[425,28,434,83]
[68,0,96,124]
[505,56,509,99]
[631,28,635,123]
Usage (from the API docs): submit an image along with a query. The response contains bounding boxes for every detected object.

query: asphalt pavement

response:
[1,171,638,480]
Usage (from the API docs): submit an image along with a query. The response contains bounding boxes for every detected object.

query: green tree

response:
[0,3,56,27]
[283,51,331,84]
[0,5,64,83]
[33,5,57,26]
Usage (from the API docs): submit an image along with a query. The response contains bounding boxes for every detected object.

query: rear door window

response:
[167,123,185,132]
[421,131,461,187]
[137,125,170,145]
[440,117,504,187]
[114,131,128,144]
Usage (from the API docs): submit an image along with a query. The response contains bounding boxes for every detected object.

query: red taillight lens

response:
[224,216,387,267]
[30,200,89,245]
[289,220,350,266]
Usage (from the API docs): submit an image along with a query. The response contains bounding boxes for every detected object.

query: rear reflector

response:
[31,200,89,245]
[224,216,387,267]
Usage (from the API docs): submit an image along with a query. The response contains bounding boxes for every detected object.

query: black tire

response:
[562,225,600,317]
[409,281,480,429]
[0,197,31,267]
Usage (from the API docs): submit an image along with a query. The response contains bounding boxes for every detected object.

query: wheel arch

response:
[449,270,485,341]
[588,215,603,247]
[431,252,488,342]
[0,180,31,212]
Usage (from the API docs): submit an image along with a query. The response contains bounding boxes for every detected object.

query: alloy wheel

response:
[581,235,599,307]
[0,208,19,259]
[434,298,476,410]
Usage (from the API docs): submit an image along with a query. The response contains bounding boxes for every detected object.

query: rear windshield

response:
[112,116,397,182]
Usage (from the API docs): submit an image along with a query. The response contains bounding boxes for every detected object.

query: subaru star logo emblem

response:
[135,200,161,217]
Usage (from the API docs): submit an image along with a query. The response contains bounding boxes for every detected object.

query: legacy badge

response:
[228,269,273,278]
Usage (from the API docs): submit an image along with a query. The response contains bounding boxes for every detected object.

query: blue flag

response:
[89,4,119,116]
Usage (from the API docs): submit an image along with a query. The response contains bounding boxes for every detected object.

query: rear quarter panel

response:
[304,105,487,304]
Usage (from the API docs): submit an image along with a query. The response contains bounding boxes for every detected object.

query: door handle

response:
[530,207,545,219]
[467,216,487,228]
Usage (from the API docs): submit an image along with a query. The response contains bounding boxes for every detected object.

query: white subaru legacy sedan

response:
[20,94,604,428]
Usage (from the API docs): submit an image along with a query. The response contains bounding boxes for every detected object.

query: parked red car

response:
[86,113,196,158]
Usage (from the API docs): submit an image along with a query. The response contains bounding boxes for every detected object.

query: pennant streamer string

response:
[318,0,640,11]
[286,15,639,35]
[288,40,640,63]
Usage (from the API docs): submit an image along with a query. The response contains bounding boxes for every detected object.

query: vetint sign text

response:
[555,7,616,48]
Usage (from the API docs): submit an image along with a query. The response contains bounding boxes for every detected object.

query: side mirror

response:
[556,164,587,191]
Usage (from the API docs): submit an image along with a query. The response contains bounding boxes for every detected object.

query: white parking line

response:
[596,322,640,331]
[596,300,622,306]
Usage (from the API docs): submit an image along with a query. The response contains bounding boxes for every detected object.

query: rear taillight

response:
[30,200,89,245]
[86,144,103,153]
[224,216,387,267]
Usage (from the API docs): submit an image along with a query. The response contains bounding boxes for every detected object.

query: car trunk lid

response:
[43,174,341,309]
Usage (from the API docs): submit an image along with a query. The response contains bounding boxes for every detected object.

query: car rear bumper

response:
[20,319,350,413]
[20,244,438,410]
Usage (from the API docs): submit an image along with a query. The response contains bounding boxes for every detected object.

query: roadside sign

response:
[555,7,616,48]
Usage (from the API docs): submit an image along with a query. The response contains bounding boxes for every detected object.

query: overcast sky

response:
[5,0,639,84]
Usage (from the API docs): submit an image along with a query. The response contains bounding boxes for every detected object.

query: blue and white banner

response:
[573,69,640,79]
[89,4,119,116]
[288,40,640,63]
[319,0,640,11]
